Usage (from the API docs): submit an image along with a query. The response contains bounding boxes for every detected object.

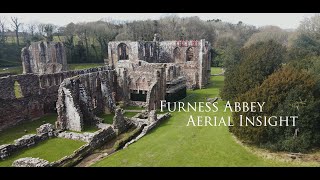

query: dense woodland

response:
[0,14,320,152]
[223,14,320,152]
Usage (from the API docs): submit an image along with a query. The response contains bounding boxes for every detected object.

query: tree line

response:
[222,14,320,153]
[0,15,259,66]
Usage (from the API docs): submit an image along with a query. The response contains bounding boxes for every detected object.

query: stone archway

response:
[186,47,194,62]
[117,43,129,60]
[173,47,181,63]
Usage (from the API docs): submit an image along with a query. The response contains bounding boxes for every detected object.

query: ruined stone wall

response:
[108,41,139,67]
[109,39,212,89]
[115,61,188,109]
[0,74,44,131]
[128,63,166,94]
[145,67,166,111]
[0,67,108,132]
[203,40,212,86]
[56,69,116,132]
[113,108,133,134]
[114,67,129,103]
[137,41,160,63]
[160,39,211,89]
[115,63,166,108]
[21,41,67,74]
[165,63,182,82]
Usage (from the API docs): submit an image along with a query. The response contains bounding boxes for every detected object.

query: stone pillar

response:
[113,108,130,134]
[148,110,157,122]
[21,47,32,74]
[198,39,206,89]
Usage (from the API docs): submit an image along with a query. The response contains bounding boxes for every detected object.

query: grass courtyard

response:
[92,68,318,167]
[68,63,105,71]
[0,138,85,167]
[0,114,57,145]
[98,111,139,124]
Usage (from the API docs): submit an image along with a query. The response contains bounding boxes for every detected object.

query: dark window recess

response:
[118,43,129,60]
[165,87,187,102]
[130,92,147,102]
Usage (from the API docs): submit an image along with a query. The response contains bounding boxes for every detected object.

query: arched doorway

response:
[186,47,194,62]
[173,47,181,62]
[40,42,47,63]
[118,43,129,60]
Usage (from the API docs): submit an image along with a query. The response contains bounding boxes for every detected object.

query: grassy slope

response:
[0,114,57,145]
[0,138,85,167]
[92,68,313,167]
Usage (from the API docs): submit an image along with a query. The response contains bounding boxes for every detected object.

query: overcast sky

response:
[0,13,315,29]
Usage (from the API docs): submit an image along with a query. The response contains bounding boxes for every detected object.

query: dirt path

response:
[75,131,131,167]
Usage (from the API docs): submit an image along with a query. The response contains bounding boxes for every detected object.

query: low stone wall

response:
[124,112,171,148]
[10,126,116,167]
[144,113,170,132]
[51,126,116,167]
[7,112,169,167]
[0,73,14,77]
[0,123,56,160]
[129,101,147,107]
[57,132,94,143]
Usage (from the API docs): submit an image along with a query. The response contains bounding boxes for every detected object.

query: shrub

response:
[230,65,320,152]
[221,40,285,100]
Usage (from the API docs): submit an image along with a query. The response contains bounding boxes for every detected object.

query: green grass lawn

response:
[0,66,23,75]
[68,63,104,70]
[0,138,85,167]
[124,112,138,118]
[98,111,138,124]
[124,106,145,110]
[98,113,114,124]
[83,125,99,133]
[92,68,316,167]
[0,114,57,145]
[211,67,223,75]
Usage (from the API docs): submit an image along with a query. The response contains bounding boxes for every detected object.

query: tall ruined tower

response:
[21,41,67,74]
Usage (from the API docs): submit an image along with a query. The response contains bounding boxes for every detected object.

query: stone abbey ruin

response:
[0,35,212,166]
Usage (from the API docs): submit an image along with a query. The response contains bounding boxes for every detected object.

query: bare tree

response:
[37,23,45,37]
[27,23,36,37]
[43,24,55,41]
[11,17,22,46]
[0,17,7,44]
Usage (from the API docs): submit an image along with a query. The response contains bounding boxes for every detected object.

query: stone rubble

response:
[12,157,50,167]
